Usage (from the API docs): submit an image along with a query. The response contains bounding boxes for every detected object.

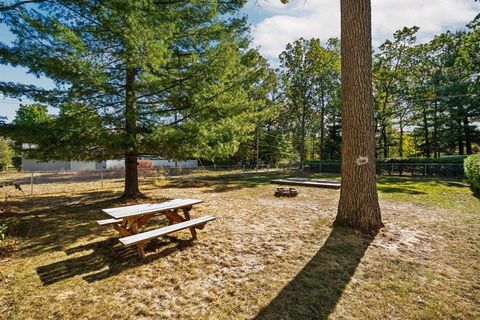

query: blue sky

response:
[1,0,479,122]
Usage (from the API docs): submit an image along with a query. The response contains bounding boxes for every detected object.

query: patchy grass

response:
[0,173,479,319]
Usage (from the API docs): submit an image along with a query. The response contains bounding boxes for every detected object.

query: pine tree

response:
[0,0,259,198]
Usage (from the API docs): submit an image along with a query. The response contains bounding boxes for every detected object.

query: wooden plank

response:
[96,218,123,225]
[271,178,341,189]
[103,198,203,219]
[119,215,216,247]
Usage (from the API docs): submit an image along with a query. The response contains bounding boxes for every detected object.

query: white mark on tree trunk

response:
[356,156,369,166]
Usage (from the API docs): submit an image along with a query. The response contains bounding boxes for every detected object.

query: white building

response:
[105,159,198,169]
[21,144,198,171]
[21,158,99,171]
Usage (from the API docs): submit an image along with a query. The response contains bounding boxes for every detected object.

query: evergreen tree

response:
[0,0,260,198]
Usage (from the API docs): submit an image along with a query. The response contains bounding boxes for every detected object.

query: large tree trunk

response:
[123,67,141,198]
[335,0,382,233]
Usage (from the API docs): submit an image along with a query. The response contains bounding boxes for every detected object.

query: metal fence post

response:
[424,164,427,177]
[100,170,104,189]
[30,172,34,195]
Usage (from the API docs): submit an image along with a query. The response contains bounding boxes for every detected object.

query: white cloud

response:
[248,0,480,63]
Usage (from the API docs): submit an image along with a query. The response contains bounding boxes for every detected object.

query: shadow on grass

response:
[154,171,339,193]
[377,186,426,195]
[36,236,194,285]
[255,227,374,320]
[155,173,283,193]
[4,190,169,258]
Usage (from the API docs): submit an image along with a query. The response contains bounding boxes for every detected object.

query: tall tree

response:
[278,0,382,232]
[335,0,382,233]
[373,26,419,159]
[0,138,14,170]
[279,38,340,167]
[0,0,257,198]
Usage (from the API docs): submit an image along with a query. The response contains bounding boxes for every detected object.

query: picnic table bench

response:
[97,198,215,257]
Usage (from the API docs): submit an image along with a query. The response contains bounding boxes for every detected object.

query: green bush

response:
[464,154,480,193]
[12,154,22,171]
[380,155,467,164]
[306,155,467,165]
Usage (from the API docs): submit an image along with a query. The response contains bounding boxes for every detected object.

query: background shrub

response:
[464,154,480,193]
[306,155,468,165]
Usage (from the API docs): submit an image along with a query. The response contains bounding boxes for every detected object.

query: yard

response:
[1,172,479,319]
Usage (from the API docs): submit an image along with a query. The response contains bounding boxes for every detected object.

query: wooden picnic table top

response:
[102,198,203,220]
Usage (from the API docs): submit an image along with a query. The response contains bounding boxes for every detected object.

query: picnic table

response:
[97,198,215,257]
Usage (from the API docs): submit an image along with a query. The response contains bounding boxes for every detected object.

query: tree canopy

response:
[0,0,273,197]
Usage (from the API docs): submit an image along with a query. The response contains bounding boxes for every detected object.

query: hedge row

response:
[464,154,480,192]
[306,155,468,165]
[379,155,468,164]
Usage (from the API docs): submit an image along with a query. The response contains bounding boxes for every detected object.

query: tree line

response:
[1,1,478,204]
[236,15,480,167]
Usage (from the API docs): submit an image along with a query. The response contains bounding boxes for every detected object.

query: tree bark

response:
[123,66,141,198]
[335,0,382,233]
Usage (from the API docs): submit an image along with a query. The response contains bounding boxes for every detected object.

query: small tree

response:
[0,138,14,171]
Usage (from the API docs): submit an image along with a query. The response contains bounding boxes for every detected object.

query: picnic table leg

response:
[165,209,186,225]
[113,219,135,237]
[128,219,146,257]
[182,208,197,239]
[136,213,155,229]
[112,217,147,257]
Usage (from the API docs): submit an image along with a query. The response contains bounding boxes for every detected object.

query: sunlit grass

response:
[1,172,479,319]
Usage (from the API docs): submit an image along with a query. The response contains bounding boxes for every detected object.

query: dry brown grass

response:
[0,173,479,319]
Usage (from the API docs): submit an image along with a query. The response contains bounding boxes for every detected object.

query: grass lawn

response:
[1,172,479,319]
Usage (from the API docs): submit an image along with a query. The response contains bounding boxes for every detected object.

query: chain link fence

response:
[0,162,465,199]
[0,164,295,199]
[306,162,465,177]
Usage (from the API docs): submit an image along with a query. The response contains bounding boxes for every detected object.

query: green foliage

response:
[11,154,21,171]
[464,154,480,192]
[278,37,341,164]
[305,156,467,165]
[372,20,480,160]
[374,27,419,159]
[380,155,468,164]
[1,0,257,165]
[0,137,14,169]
